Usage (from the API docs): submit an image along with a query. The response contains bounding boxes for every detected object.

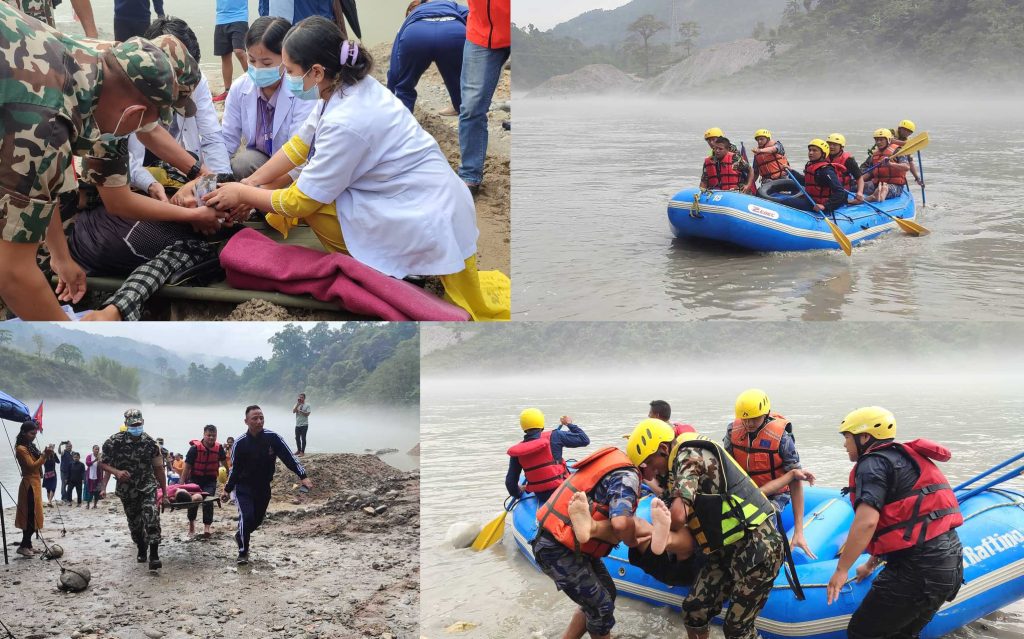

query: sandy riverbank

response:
[0,453,419,638]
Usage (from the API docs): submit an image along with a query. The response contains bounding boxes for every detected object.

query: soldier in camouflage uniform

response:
[2,0,97,36]
[100,409,169,570]
[627,420,783,639]
[0,2,219,320]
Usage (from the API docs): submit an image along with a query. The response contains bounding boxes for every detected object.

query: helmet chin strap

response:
[855,434,876,458]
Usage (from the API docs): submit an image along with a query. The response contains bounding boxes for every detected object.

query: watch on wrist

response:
[186,160,202,181]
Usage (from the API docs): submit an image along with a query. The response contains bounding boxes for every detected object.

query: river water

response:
[53,0,410,80]
[0,400,419,501]
[420,371,1024,638]
[513,97,1024,321]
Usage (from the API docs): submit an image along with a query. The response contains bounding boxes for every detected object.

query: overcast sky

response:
[513,0,631,31]
[62,323,330,360]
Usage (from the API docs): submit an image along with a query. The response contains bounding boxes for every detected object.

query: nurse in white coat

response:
[204,16,509,320]
[220,16,316,178]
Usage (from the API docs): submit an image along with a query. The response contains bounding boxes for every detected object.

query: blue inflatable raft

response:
[511,484,1024,639]
[667,187,917,251]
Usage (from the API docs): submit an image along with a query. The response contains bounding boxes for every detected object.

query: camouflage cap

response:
[124,408,144,426]
[149,34,200,119]
[108,37,197,123]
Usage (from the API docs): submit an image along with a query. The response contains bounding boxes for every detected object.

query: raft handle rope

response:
[776,511,806,600]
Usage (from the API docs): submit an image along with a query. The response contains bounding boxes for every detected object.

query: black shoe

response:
[465,182,480,197]
[137,544,147,563]
[148,544,161,570]
[236,552,249,565]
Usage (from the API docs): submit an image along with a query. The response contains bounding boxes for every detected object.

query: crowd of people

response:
[12,393,313,567]
[699,121,926,213]
[506,393,963,639]
[0,0,511,322]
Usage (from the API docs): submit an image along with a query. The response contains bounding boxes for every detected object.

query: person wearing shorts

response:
[214,0,249,102]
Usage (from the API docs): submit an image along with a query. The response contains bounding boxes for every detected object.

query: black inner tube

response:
[757,178,811,210]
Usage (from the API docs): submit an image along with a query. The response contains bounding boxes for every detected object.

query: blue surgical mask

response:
[127,426,143,436]
[285,69,320,101]
[249,65,283,88]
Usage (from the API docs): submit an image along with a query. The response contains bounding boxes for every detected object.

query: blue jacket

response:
[505,424,590,499]
[225,428,306,493]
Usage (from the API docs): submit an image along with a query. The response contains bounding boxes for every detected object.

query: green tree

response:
[32,333,45,358]
[89,356,140,398]
[53,343,84,366]
[0,329,11,346]
[627,14,668,77]
[155,356,169,376]
[678,21,700,57]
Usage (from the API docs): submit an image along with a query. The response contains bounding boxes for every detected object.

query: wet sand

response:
[0,454,419,638]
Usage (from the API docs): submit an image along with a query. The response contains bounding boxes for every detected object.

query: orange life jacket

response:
[829,150,854,191]
[870,143,907,185]
[704,152,743,191]
[507,431,568,495]
[536,447,640,558]
[849,439,963,556]
[803,160,838,206]
[729,414,791,492]
[188,440,223,478]
[753,141,790,181]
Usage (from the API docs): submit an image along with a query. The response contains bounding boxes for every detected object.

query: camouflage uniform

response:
[102,415,162,547]
[2,0,52,27]
[668,445,783,639]
[531,469,640,637]
[0,2,198,244]
[700,154,751,190]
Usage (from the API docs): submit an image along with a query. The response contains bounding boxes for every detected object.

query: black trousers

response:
[295,426,308,453]
[114,15,150,42]
[848,555,963,639]
[186,477,219,525]
[234,484,272,554]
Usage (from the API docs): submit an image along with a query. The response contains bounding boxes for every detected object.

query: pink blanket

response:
[219,228,470,321]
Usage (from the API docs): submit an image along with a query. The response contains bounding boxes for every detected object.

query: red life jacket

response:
[848,439,963,556]
[829,150,854,190]
[189,439,223,478]
[870,143,907,185]
[753,141,790,181]
[673,422,696,436]
[729,414,791,492]
[536,447,640,558]
[704,152,743,191]
[803,160,838,206]
[507,431,568,495]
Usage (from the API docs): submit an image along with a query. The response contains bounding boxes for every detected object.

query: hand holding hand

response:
[52,257,87,304]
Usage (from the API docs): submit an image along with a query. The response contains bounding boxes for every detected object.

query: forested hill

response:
[0,323,419,406]
[730,0,1024,85]
[0,346,139,402]
[423,324,1024,375]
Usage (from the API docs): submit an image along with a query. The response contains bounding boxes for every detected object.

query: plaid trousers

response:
[104,239,214,321]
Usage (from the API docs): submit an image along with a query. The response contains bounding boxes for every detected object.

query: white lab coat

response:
[293,76,477,278]
[221,73,314,159]
[128,74,232,191]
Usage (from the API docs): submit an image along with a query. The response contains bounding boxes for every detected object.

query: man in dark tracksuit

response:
[223,405,312,564]
[387,0,469,113]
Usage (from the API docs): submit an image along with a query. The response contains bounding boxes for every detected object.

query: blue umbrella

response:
[0,390,30,422]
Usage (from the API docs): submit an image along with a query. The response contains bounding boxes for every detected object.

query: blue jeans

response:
[457,40,510,185]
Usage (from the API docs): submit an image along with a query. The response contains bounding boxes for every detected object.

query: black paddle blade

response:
[342,0,361,39]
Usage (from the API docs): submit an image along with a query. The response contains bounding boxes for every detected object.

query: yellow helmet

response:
[626,418,675,466]
[873,128,893,140]
[754,128,772,140]
[839,406,897,440]
[735,388,771,420]
[808,138,829,157]
[826,133,846,146]
[704,127,724,140]
[519,408,544,431]
[898,119,916,133]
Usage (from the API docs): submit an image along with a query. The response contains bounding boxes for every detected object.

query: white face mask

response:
[137,119,160,134]
[99,108,147,143]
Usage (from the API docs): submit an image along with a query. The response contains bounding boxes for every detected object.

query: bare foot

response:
[188,522,195,536]
[567,492,593,544]
[80,305,122,321]
[650,498,671,555]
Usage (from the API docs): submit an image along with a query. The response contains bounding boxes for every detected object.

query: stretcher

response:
[159,495,223,515]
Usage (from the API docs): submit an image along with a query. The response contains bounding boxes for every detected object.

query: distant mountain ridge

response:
[1,324,247,375]
[547,0,787,48]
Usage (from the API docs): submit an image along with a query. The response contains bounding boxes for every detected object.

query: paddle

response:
[841,189,929,236]
[784,168,852,256]
[954,451,1024,492]
[917,151,926,206]
[862,133,931,174]
[472,496,519,551]
[956,462,1024,503]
